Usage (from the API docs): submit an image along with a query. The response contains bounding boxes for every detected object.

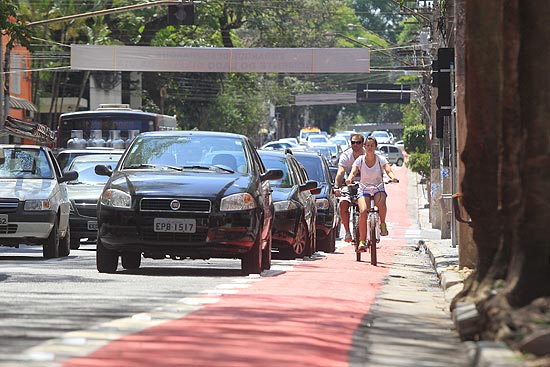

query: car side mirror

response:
[311,187,322,195]
[300,180,317,192]
[59,170,78,183]
[261,169,283,182]
[95,164,113,177]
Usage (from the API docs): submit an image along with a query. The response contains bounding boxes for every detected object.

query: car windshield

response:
[0,148,52,179]
[123,135,248,173]
[372,131,390,138]
[69,159,120,184]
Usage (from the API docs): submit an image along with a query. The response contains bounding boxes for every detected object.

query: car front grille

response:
[140,198,211,213]
[0,200,19,214]
[73,200,97,217]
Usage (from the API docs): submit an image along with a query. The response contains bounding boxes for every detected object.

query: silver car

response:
[0,145,78,258]
[378,144,405,166]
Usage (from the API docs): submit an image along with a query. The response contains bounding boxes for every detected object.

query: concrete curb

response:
[418,237,525,367]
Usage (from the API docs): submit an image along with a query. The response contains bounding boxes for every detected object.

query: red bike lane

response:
[64,168,410,367]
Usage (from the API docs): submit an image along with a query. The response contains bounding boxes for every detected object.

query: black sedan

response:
[258,149,317,259]
[292,150,339,253]
[94,131,282,275]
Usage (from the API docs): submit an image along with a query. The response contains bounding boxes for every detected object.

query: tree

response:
[453,0,550,355]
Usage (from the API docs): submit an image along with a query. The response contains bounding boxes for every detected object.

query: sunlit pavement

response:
[9,166,471,367]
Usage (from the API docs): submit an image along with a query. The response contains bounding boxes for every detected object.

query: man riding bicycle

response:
[345,136,399,251]
[334,133,366,243]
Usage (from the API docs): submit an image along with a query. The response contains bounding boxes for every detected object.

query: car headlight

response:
[100,189,131,208]
[24,199,52,211]
[316,198,329,210]
[273,200,298,212]
[220,193,256,211]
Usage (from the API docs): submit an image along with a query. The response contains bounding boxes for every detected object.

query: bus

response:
[56,104,177,150]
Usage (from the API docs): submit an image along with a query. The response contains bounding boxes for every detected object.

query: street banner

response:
[71,45,370,73]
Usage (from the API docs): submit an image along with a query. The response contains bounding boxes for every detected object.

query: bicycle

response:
[340,183,362,262]
[358,181,387,266]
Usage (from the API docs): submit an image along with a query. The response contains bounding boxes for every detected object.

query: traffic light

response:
[436,48,454,115]
[168,3,195,25]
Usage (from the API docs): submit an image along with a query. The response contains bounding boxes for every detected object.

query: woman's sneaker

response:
[344,232,352,242]
[357,240,367,252]
[381,223,389,236]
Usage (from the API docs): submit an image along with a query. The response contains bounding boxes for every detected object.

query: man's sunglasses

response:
[350,140,363,145]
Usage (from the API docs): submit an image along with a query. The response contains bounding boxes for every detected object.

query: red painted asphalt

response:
[64,167,409,367]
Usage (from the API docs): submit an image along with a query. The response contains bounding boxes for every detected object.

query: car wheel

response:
[43,219,60,259]
[242,235,262,275]
[70,237,81,250]
[58,226,71,257]
[292,220,308,258]
[328,227,337,253]
[396,158,404,166]
[96,238,119,273]
[261,232,272,271]
[121,252,141,270]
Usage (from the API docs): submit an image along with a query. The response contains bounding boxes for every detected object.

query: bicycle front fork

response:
[367,212,380,243]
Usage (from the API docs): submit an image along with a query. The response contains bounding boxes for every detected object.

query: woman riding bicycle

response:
[345,136,399,251]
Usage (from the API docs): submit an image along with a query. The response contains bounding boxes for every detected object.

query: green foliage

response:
[403,124,426,153]
[406,152,430,179]
[400,100,422,128]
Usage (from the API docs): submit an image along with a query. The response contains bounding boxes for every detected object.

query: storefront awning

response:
[8,96,38,112]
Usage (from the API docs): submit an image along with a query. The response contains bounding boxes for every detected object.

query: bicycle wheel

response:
[352,207,361,261]
[369,215,378,266]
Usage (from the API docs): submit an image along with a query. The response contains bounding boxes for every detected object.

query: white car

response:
[378,144,405,166]
[370,130,394,145]
[260,140,300,150]
[0,145,78,258]
[306,134,330,147]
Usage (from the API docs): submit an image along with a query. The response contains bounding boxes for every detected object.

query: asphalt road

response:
[0,244,297,365]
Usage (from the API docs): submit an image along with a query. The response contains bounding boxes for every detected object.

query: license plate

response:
[87,221,98,231]
[0,214,8,225]
[154,218,196,233]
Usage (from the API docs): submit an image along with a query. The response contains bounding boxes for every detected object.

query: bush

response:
[406,152,430,179]
[403,124,426,153]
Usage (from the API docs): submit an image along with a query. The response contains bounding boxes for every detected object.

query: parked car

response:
[258,149,317,259]
[57,147,125,172]
[66,153,123,249]
[378,143,405,166]
[278,137,299,145]
[305,134,330,147]
[369,130,394,145]
[292,150,339,253]
[260,140,300,150]
[329,136,350,150]
[0,145,78,258]
[94,131,283,274]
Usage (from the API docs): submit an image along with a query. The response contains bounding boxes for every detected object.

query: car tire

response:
[396,158,404,166]
[328,227,337,253]
[292,220,308,258]
[261,232,272,271]
[43,219,60,259]
[96,239,119,273]
[58,226,71,257]
[121,252,141,270]
[70,237,81,250]
[242,235,262,275]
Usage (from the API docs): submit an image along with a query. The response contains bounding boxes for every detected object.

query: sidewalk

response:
[410,169,524,367]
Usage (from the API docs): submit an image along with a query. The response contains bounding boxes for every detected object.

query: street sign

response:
[71,45,370,73]
[356,83,411,104]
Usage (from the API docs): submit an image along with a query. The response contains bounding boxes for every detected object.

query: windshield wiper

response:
[181,164,234,173]
[125,164,182,171]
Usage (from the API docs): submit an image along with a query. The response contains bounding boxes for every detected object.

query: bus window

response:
[57,105,177,149]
